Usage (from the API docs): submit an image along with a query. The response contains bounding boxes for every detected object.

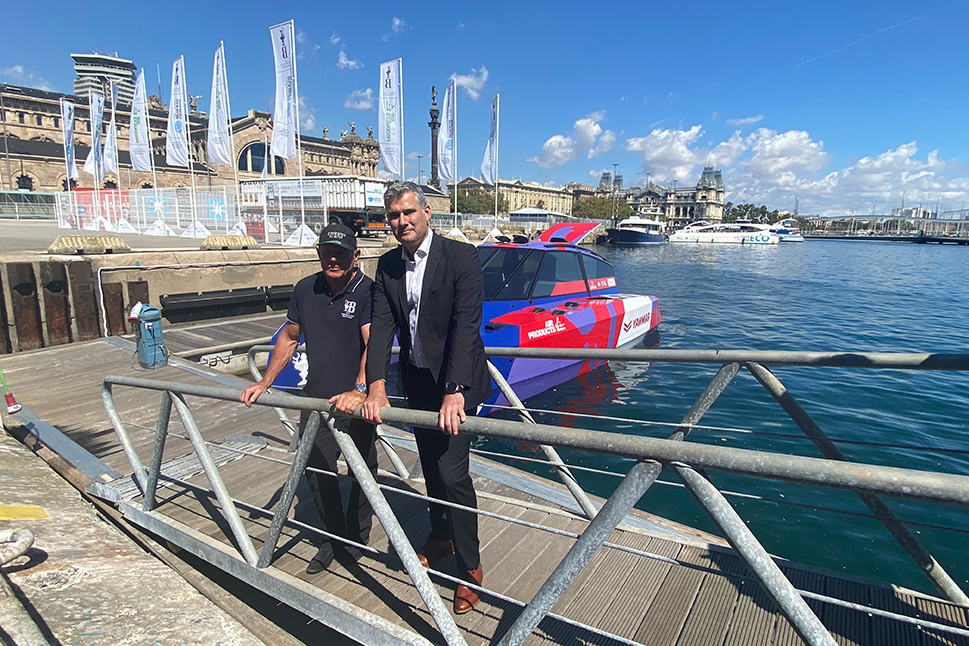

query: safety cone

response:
[0,362,21,414]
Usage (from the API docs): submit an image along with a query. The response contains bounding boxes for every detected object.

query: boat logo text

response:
[527,318,568,340]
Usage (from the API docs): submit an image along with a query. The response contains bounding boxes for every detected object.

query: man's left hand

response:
[439,392,467,435]
[329,390,367,415]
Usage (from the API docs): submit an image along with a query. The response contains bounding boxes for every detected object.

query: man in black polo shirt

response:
[241,223,376,574]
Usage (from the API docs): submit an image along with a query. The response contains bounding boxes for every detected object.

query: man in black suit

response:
[361,181,491,614]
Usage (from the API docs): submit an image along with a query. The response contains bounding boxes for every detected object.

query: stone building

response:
[593,167,726,227]
[0,82,380,193]
[454,177,574,215]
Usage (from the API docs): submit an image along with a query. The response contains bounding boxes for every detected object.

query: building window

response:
[18,113,25,124]
[53,117,59,128]
[140,181,153,189]
[86,122,91,132]
[238,142,284,175]
[36,115,43,126]
[62,178,77,190]
[16,175,34,191]
[104,180,118,189]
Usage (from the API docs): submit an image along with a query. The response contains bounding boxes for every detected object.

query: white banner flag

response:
[207,43,233,165]
[60,99,78,180]
[270,21,298,160]
[261,136,269,178]
[166,56,190,168]
[82,92,105,181]
[438,81,457,183]
[480,94,499,186]
[378,59,402,176]
[103,83,119,175]
[129,70,153,172]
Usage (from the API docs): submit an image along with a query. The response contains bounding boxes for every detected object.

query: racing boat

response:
[265,222,661,409]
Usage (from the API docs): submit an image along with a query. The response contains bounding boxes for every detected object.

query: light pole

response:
[417,155,423,185]
[611,162,619,225]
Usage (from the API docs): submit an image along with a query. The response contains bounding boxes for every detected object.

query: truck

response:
[239,176,389,240]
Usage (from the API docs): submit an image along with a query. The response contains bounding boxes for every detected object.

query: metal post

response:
[170,392,260,566]
[102,381,150,495]
[487,360,599,519]
[143,391,173,512]
[745,360,969,606]
[257,411,321,568]
[322,411,468,646]
[498,460,656,646]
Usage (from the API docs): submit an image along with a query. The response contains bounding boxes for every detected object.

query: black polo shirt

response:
[287,269,373,399]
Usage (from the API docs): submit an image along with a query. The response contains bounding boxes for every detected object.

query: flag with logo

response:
[378,58,402,176]
[103,83,119,175]
[82,92,105,181]
[207,42,233,165]
[480,94,499,186]
[60,99,78,180]
[438,80,456,183]
[166,56,190,168]
[129,70,153,172]
[270,20,298,159]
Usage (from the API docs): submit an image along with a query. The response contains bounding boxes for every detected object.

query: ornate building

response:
[593,167,726,226]
[0,81,380,193]
[454,177,574,215]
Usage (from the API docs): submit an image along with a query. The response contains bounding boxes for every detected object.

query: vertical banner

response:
[438,80,456,183]
[261,135,269,179]
[207,43,233,165]
[269,21,298,159]
[60,99,78,180]
[166,56,190,167]
[378,58,402,176]
[129,70,153,172]
[480,94,499,186]
[103,83,119,175]
[82,92,105,180]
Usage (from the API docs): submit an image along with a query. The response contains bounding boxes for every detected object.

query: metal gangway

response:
[96,346,969,646]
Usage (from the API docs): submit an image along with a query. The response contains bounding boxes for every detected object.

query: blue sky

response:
[2,0,968,215]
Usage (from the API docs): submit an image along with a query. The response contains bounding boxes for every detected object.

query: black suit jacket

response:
[367,233,492,409]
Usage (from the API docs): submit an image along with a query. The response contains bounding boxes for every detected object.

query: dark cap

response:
[317,223,357,251]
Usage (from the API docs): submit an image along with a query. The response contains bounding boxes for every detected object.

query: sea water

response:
[482,240,969,595]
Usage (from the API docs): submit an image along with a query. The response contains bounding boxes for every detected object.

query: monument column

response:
[428,86,440,189]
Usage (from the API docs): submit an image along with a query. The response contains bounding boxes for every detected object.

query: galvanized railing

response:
[102,347,969,646]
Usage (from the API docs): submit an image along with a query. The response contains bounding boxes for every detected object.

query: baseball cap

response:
[317,223,357,251]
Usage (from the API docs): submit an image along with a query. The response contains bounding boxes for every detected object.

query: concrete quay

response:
[0,422,266,646]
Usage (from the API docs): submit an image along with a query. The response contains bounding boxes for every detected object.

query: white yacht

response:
[668,221,780,244]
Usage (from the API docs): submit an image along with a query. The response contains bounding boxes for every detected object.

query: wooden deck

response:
[3,337,969,646]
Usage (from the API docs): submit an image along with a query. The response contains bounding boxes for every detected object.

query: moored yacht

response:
[668,221,780,244]
[605,217,668,245]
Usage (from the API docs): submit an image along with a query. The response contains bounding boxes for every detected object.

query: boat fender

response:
[484,322,506,331]
[551,309,566,316]
[532,307,546,313]
[564,301,579,308]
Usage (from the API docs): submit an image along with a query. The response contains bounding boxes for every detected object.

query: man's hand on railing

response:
[361,381,391,425]
[240,382,269,408]
[330,389,367,415]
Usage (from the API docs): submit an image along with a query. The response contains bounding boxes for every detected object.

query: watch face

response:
[445,382,459,394]
[354,383,368,393]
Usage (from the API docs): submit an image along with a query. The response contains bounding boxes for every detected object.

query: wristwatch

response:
[444,382,468,395]
[353,383,368,394]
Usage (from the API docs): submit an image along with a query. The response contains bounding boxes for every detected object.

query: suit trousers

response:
[300,407,378,547]
[406,364,480,573]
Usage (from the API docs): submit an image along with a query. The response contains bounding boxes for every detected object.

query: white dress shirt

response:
[403,229,433,369]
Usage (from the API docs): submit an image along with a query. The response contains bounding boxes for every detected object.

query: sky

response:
[2,0,969,216]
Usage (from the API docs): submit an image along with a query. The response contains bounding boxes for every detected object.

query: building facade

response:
[591,167,726,226]
[454,177,574,215]
[0,82,380,193]
[71,53,137,106]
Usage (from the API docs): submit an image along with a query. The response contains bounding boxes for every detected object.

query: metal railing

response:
[101,347,969,646]
[0,191,56,218]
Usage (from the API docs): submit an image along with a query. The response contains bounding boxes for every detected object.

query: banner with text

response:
[82,92,104,181]
[60,100,78,180]
[103,83,119,175]
[270,20,298,159]
[438,80,456,183]
[129,70,153,172]
[207,43,233,165]
[480,94,499,186]
[378,58,402,176]
[166,56,190,168]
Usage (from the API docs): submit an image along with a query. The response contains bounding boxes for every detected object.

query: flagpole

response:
[220,42,241,224]
[145,68,160,232]
[453,82,458,217]
[181,56,199,227]
[494,93,500,228]
[60,99,74,228]
[398,59,404,182]
[289,21,306,228]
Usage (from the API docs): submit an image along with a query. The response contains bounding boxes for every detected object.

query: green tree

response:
[571,196,633,220]
[449,189,508,215]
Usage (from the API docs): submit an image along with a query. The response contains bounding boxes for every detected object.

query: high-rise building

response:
[71,53,137,106]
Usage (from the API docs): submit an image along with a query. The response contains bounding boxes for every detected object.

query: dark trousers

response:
[300,408,378,546]
[406,364,480,573]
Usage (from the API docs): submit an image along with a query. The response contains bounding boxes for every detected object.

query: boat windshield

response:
[478,246,614,301]
[479,246,539,301]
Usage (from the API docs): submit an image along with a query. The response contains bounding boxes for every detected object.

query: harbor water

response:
[481,240,969,595]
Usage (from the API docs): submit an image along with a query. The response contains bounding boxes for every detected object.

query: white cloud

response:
[2,65,53,91]
[376,169,395,181]
[626,125,704,182]
[330,32,341,45]
[298,95,316,131]
[392,17,407,33]
[449,66,489,100]
[589,168,608,181]
[407,151,422,160]
[528,111,616,169]
[295,31,321,60]
[296,31,309,44]
[746,128,830,175]
[337,50,363,71]
[344,88,374,110]
[726,114,764,126]
[668,92,678,100]
[457,21,466,28]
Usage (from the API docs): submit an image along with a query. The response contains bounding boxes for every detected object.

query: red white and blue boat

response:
[266,222,661,408]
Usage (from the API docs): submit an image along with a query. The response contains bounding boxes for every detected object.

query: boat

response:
[604,217,668,245]
[668,221,780,244]
[266,222,661,408]
[769,218,805,242]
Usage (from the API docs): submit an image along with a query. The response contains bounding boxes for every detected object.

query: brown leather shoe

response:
[454,563,483,614]
[417,536,453,568]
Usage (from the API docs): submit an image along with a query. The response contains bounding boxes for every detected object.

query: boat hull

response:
[605,228,668,246]
[669,231,779,244]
